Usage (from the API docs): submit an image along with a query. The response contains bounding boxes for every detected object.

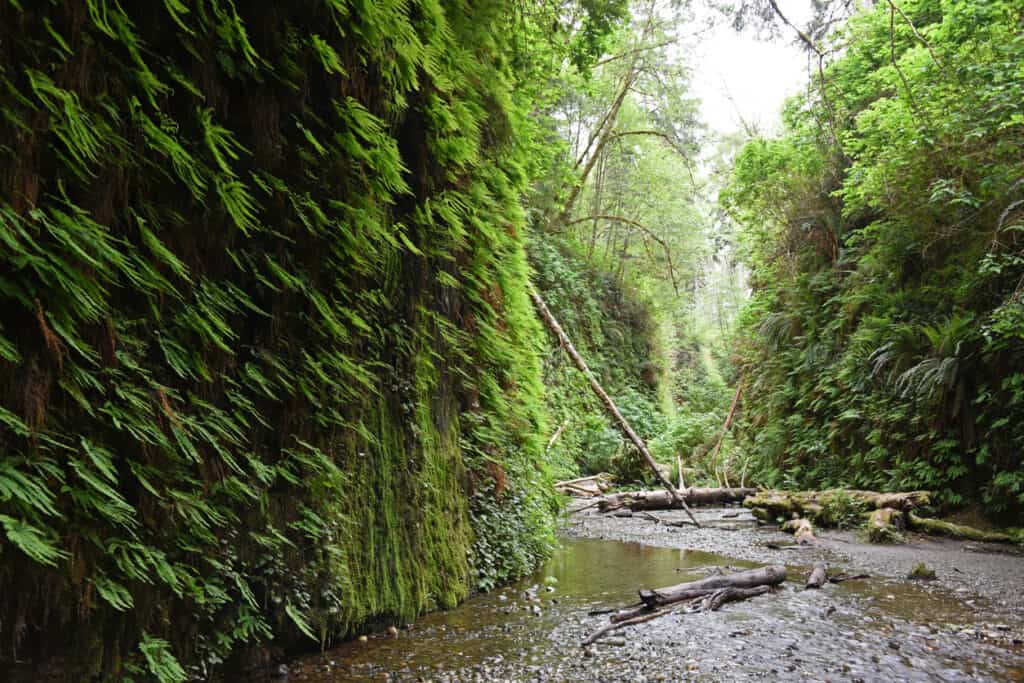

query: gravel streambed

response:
[268,505,1024,682]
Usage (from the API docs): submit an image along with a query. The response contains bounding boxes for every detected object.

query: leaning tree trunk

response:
[529,287,700,527]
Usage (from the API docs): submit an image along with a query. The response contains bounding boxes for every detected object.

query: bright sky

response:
[689,1,814,137]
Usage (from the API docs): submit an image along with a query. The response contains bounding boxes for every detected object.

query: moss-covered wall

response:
[0,1,553,679]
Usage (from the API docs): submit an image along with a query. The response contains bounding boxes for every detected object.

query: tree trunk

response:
[529,287,700,527]
[745,489,931,522]
[709,381,742,487]
[907,513,1014,543]
[866,507,905,543]
[638,565,786,607]
[597,487,757,512]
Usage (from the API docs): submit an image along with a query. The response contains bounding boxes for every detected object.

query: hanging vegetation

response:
[0,0,558,678]
[723,0,1024,520]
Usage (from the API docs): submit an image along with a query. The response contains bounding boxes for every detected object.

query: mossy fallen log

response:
[866,508,905,543]
[907,513,1015,543]
[744,489,931,524]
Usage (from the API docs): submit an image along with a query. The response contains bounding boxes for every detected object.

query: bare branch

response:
[593,37,677,68]
[565,214,680,295]
[886,0,947,72]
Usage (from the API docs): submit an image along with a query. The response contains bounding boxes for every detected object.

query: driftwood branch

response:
[639,565,786,608]
[583,567,779,645]
[546,419,570,453]
[700,585,770,611]
[709,381,742,487]
[582,606,674,646]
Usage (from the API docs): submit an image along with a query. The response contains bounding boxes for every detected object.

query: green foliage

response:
[649,412,721,476]
[0,0,559,677]
[137,634,188,683]
[818,492,869,530]
[529,237,671,481]
[724,0,1024,520]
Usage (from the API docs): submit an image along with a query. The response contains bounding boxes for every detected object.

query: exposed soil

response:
[266,503,1024,682]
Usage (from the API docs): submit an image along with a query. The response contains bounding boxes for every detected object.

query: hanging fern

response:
[0,0,555,678]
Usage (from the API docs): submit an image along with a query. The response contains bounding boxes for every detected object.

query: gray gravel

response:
[273,504,1024,683]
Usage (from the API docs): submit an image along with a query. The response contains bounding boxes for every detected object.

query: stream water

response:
[273,536,1024,682]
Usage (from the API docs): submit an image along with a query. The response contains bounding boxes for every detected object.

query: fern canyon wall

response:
[723,0,1024,521]
[0,1,555,678]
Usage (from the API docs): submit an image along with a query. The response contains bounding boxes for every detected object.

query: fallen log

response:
[782,517,816,545]
[744,489,931,523]
[557,483,598,497]
[598,487,757,512]
[639,565,786,607]
[584,574,775,646]
[907,513,1015,543]
[530,288,700,528]
[866,508,905,543]
[556,474,613,498]
[805,562,827,589]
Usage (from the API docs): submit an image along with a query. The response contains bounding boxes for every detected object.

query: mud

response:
[268,504,1024,682]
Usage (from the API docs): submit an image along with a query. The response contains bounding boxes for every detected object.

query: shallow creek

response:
[274,531,1024,682]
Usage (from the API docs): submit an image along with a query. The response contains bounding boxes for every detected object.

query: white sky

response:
[688,0,815,137]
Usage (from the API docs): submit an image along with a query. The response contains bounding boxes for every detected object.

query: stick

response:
[546,419,570,453]
[582,606,674,646]
[701,585,770,611]
[529,287,700,527]
[828,573,870,584]
[710,382,742,487]
[570,500,602,514]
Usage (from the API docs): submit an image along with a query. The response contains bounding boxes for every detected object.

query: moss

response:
[0,0,555,678]
[908,563,936,581]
